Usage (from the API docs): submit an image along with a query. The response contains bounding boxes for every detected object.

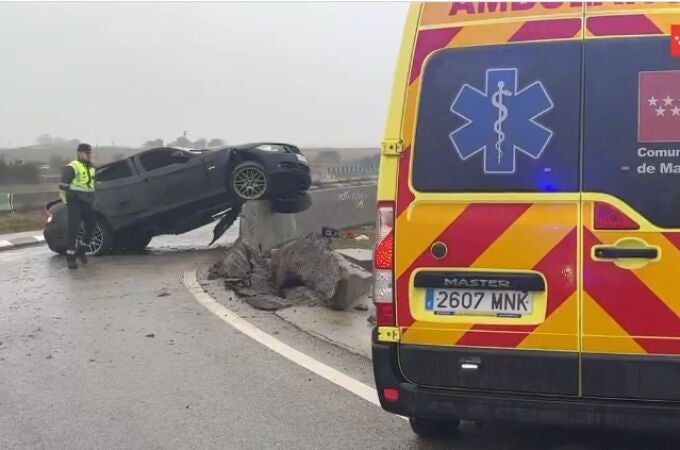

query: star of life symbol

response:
[449,68,554,174]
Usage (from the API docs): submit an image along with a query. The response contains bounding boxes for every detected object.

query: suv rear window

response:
[411,42,582,193]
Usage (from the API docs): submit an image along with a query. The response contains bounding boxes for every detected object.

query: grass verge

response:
[0,210,46,235]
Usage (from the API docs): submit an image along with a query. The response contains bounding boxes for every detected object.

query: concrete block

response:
[336,248,373,272]
[270,234,372,311]
[239,184,377,253]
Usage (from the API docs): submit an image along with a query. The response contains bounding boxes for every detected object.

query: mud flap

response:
[210,203,243,245]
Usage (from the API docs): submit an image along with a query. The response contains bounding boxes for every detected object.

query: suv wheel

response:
[77,218,113,256]
[409,417,461,439]
[231,162,268,200]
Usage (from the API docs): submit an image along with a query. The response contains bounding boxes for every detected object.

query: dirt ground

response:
[0,210,46,234]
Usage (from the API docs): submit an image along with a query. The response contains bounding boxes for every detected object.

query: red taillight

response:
[374,232,393,270]
[375,303,395,325]
[594,202,639,230]
[373,203,395,326]
[383,388,399,402]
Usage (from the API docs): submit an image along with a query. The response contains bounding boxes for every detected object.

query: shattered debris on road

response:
[211,233,372,312]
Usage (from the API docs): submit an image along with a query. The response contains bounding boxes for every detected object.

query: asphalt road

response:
[1,225,680,450]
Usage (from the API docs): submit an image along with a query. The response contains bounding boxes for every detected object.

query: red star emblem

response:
[672,25,680,57]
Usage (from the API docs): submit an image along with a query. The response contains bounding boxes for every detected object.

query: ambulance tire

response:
[408,417,460,439]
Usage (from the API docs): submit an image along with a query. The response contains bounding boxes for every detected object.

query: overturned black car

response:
[44,143,312,255]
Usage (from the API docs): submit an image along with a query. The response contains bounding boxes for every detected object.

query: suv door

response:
[135,148,211,213]
[394,9,583,396]
[581,6,680,401]
[94,158,147,229]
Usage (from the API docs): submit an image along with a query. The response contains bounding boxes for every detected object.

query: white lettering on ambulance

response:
[661,162,680,174]
[638,147,680,158]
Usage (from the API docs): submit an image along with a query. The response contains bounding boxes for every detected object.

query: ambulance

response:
[372,1,680,437]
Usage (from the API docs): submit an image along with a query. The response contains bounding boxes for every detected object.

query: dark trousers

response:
[66,195,95,253]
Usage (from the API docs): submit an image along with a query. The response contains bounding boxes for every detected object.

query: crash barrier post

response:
[0,193,12,212]
[239,182,377,253]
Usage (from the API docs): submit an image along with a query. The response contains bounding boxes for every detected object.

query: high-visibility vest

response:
[67,160,96,192]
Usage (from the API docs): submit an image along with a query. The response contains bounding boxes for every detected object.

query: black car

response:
[44,143,312,255]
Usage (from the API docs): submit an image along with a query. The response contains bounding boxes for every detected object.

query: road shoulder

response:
[0,230,45,252]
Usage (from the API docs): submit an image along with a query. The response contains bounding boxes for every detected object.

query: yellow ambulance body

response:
[371,1,680,437]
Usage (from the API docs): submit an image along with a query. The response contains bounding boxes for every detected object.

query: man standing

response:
[59,143,96,269]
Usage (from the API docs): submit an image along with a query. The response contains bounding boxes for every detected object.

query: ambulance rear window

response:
[411,42,581,193]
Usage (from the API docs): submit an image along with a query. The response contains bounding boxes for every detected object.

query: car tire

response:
[44,202,68,254]
[114,231,153,251]
[230,161,268,201]
[269,192,312,214]
[408,417,461,439]
[78,217,114,256]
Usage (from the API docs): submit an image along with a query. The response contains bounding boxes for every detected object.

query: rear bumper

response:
[372,332,680,431]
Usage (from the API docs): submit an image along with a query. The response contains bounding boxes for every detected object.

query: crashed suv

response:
[44,143,312,255]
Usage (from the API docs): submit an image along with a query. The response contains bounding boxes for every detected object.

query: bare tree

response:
[142,138,164,149]
[170,136,192,148]
[49,154,66,170]
[207,138,225,147]
[37,134,53,145]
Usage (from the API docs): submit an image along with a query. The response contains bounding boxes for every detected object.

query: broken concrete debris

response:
[271,234,372,311]
[213,234,372,312]
[211,239,281,310]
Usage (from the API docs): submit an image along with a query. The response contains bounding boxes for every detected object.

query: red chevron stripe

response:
[635,337,680,355]
[456,228,577,348]
[409,27,462,84]
[584,229,680,352]
[662,232,680,252]
[509,18,582,42]
[587,15,662,36]
[396,203,531,327]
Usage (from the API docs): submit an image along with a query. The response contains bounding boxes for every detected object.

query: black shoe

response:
[66,254,78,270]
[76,245,89,264]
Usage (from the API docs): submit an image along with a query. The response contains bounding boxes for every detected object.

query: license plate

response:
[425,289,533,317]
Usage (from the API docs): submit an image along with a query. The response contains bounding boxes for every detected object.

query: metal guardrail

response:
[311,161,379,183]
[0,193,13,212]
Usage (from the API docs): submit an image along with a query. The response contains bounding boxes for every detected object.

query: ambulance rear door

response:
[581,3,680,401]
[394,2,584,396]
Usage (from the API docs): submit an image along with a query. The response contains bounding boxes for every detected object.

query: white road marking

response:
[184,270,394,411]
[0,247,51,261]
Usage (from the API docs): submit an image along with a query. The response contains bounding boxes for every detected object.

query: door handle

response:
[594,247,658,259]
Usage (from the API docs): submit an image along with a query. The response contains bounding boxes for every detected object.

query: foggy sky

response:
[0,2,409,148]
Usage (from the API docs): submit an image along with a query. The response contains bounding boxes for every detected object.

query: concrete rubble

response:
[271,234,372,311]
[211,233,372,312]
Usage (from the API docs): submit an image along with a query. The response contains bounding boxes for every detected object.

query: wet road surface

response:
[1,226,679,449]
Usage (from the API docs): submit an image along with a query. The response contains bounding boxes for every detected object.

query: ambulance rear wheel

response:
[409,417,460,439]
